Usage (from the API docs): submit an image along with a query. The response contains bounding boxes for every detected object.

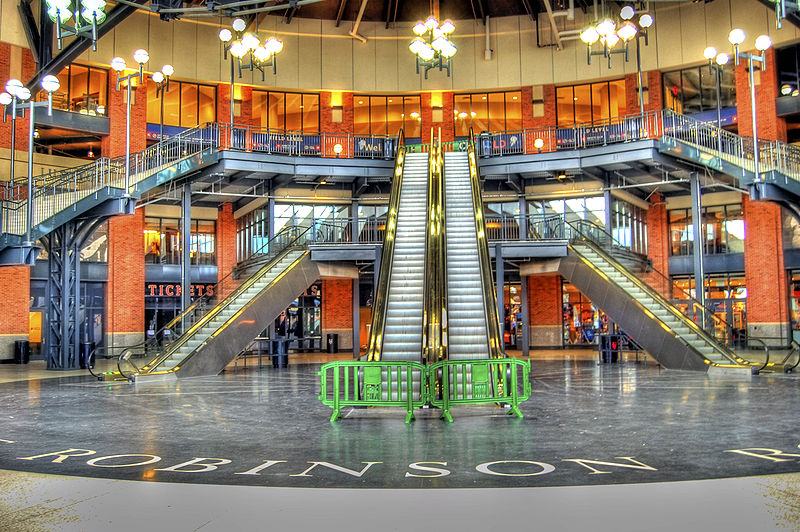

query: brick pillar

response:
[321,278,353,351]
[743,195,790,343]
[320,91,354,157]
[0,44,34,181]
[735,48,790,343]
[217,83,253,126]
[216,203,236,281]
[625,70,663,116]
[0,267,30,359]
[643,193,670,297]
[527,274,562,347]
[104,73,147,347]
[421,92,455,142]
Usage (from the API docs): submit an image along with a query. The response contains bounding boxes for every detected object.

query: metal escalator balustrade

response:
[564,219,746,369]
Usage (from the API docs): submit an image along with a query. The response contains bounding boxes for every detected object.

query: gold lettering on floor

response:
[18,448,97,463]
[724,448,800,463]
[155,457,233,473]
[86,454,162,468]
[475,460,555,476]
[405,462,451,478]
[235,460,288,475]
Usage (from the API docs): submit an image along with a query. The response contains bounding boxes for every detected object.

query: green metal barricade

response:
[319,361,428,423]
[429,358,531,422]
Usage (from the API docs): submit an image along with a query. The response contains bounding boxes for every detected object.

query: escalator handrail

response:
[748,337,771,374]
[366,129,406,361]
[422,129,446,364]
[467,127,504,359]
[566,221,741,366]
[567,218,737,345]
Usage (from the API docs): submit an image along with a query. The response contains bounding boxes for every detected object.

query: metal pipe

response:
[749,56,760,183]
[125,79,132,195]
[349,0,369,43]
[690,171,706,331]
[230,59,235,127]
[485,16,492,60]
[25,100,34,244]
[9,100,16,188]
[181,182,192,315]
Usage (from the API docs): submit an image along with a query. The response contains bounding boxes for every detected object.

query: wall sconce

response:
[332,105,343,123]
[432,105,443,123]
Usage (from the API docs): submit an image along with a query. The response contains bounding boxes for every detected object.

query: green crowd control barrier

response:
[429,358,531,423]
[318,361,428,423]
[318,358,531,423]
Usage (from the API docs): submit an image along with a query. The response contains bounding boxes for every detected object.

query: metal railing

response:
[319,360,427,423]
[429,358,531,422]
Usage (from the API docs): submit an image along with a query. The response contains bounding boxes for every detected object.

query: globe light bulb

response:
[48,6,72,22]
[704,46,718,60]
[241,33,260,51]
[617,22,637,41]
[133,48,149,65]
[110,57,126,71]
[596,18,615,36]
[266,38,283,54]
[161,64,174,77]
[782,84,793,96]
[755,34,772,51]
[440,40,456,58]
[728,28,746,46]
[40,74,60,93]
[639,13,653,28]
[219,28,232,43]
[602,32,620,48]
[418,44,435,61]
[424,16,438,30]
[580,27,600,44]
[229,40,247,58]
[440,19,455,34]
[413,22,427,35]
[46,0,71,9]
[232,18,246,32]
[0,93,12,106]
[409,38,426,55]
[620,5,634,20]
[81,8,106,23]
[253,46,270,62]
[534,138,544,149]
[5,79,23,97]
[16,87,31,101]
[716,53,730,66]
[151,71,164,84]
[431,36,448,52]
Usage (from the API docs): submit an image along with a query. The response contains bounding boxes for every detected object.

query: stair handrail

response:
[566,219,741,365]
[365,128,406,361]
[467,127,504,359]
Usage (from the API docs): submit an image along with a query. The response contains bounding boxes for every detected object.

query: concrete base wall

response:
[530,325,562,348]
[322,328,353,351]
[106,332,144,350]
[747,322,791,347]
[0,334,28,361]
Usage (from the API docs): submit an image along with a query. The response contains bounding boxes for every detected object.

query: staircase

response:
[379,152,429,362]
[444,151,491,360]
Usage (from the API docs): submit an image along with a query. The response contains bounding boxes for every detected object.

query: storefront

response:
[672,274,747,346]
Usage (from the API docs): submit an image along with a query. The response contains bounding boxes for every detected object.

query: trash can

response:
[598,334,619,364]
[326,333,339,353]
[79,342,96,369]
[14,340,30,365]
[271,339,288,368]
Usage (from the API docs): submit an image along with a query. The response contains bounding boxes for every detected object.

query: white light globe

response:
[728,28,746,46]
[431,36,447,52]
[534,138,544,149]
[333,143,343,154]
[602,32,620,48]
[620,5,634,20]
[409,38,425,55]
[253,46,270,62]
[424,16,438,30]
[265,38,283,54]
[412,22,427,35]
[440,19,455,34]
[441,40,456,58]
[617,22,637,41]
[151,71,164,83]
[161,64,174,77]
[47,0,71,9]
[110,57,126,71]
[219,28,232,42]
[639,13,653,28]
[716,52,730,66]
[703,46,718,60]
[232,18,246,32]
[16,87,31,101]
[418,44,435,61]
[596,18,615,36]
[81,8,105,23]
[0,92,12,106]
[580,27,600,44]
[782,84,793,96]
[132,48,149,65]
[47,6,72,22]
[40,75,60,93]
[4,79,23,97]
[755,34,772,51]
[241,33,260,51]
[83,0,105,10]
[229,40,247,58]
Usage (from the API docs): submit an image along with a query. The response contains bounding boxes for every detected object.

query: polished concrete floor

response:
[1,351,799,530]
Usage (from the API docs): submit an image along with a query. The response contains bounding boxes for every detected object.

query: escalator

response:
[115,227,321,380]
[443,151,498,359]
[558,223,745,371]
[366,151,429,362]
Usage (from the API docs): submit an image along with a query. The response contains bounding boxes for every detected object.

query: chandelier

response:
[45,0,106,51]
[410,16,456,78]
[219,18,283,79]
[580,5,653,67]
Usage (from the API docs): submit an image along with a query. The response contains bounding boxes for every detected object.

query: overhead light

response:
[704,46,718,60]
[232,18,246,32]
[781,84,793,96]
[755,34,772,51]
[410,15,456,78]
[728,28,746,46]
[620,5,635,20]
[716,53,730,66]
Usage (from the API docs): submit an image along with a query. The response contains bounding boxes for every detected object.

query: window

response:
[612,200,647,255]
[353,96,421,138]
[252,91,320,132]
[662,66,736,116]
[143,218,216,265]
[669,203,744,256]
[556,80,625,126]
[39,64,108,115]
[454,91,522,136]
[147,80,216,128]
[777,43,800,97]
[672,274,747,345]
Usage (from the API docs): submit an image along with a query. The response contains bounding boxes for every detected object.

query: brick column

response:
[104,73,147,347]
[735,48,791,342]
[625,70,663,116]
[643,193,670,297]
[527,275,562,348]
[217,83,253,126]
[0,267,30,359]
[321,278,353,351]
[320,91,354,157]
[421,92,455,142]
[216,203,236,281]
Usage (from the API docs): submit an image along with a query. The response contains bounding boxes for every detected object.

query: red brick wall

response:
[421,92,455,142]
[106,209,145,343]
[101,72,147,158]
[529,84,556,129]
[216,203,236,281]
[528,275,562,325]
[0,266,31,358]
[643,194,670,296]
[320,91,354,157]
[217,83,253,127]
[743,195,789,333]
[735,48,786,141]
[321,278,353,350]
[625,70,663,116]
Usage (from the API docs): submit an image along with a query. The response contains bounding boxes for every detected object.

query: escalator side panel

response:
[174,253,321,377]
[558,251,710,372]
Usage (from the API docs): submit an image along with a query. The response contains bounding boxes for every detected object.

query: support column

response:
[181,182,192,313]
[0,267,30,360]
[520,275,530,357]
[321,278,353,352]
[216,203,236,281]
[495,243,504,335]
[527,275,562,348]
[689,172,706,327]
[518,196,528,241]
[352,278,360,358]
[643,193,670,297]
[351,199,359,243]
[268,196,276,239]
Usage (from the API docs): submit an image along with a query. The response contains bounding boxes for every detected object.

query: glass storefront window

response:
[41,64,108,115]
[252,90,320,131]
[562,281,608,345]
[663,65,736,116]
[790,271,800,342]
[669,203,744,256]
[144,217,216,265]
[556,80,626,126]
[147,80,215,128]
[353,95,420,137]
[672,274,746,345]
[454,91,521,136]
